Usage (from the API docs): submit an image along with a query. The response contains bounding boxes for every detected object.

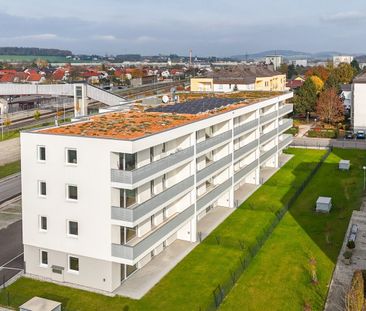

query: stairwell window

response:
[67,185,78,201]
[68,221,78,237]
[40,250,48,267]
[38,181,47,197]
[68,255,79,273]
[39,216,47,232]
[37,146,46,162]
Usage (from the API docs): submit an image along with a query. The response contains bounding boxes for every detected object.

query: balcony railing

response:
[278,104,293,117]
[196,154,232,183]
[260,128,278,144]
[112,205,195,261]
[196,178,232,212]
[111,146,194,185]
[278,119,293,133]
[233,119,258,137]
[278,134,293,150]
[234,139,258,160]
[259,146,277,163]
[260,111,277,124]
[234,159,258,184]
[111,175,194,223]
[196,130,232,155]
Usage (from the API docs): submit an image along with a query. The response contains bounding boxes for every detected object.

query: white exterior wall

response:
[21,92,293,293]
[213,83,255,92]
[352,83,366,131]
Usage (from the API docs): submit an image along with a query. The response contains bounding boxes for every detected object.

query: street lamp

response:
[363,166,366,191]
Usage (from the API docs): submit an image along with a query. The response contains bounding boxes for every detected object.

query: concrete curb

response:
[0,173,21,184]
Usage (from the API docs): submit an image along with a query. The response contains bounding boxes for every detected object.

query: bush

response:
[307,129,337,138]
[344,250,353,259]
[347,240,356,249]
[286,127,299,136]
[346,270,364,311]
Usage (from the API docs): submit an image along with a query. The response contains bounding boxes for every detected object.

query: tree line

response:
[0,47,72,56]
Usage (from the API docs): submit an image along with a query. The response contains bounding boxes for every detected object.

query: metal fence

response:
[202,148,332,311]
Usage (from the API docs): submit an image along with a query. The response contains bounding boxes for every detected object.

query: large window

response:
[68,256,79,272]
[67,185,78,201]
[40,250,48,266]
[120,226,137,244]
[67,149,77,164]
[39,181,47,197]
[118,153,136,171]
[119,188,137,208]
[68,221,78,236]
[38,146,46,161]
[40,216,47,231]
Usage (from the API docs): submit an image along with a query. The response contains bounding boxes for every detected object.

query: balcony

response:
[196,154,232,183]
[278,104,293,117]
[278,119,293,133]
[260,128,278,145]
[234,159,258,184]
[234,139,258,161]
[233,119,258,137]
[111,146,194,185]
[278,134,293,150]
[112,205,195,261]
[196,178,232,212]
[111,175,194,223]
[196,130,232,155]
[259,146,277,163]
[260,111,277,124]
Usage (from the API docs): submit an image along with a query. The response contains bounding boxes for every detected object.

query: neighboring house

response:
[190,65,286,93]
[333,55,353,67]
[291,59,308,67]
[21,92,293,294]
[286,79,304,90]
[352,72,366,131]
[340,84,352,112]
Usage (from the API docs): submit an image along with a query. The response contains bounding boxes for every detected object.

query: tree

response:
[294,78,317,114]
[310,75,324,93]
[36,58,49,69]
[351,59,361,74]
[305,66,330,82]
[334,63,356,84]
[34,110,41,120]
[324,72,341,92]
[287,64,297,79]
[278,63,288,75]
[316,88,344,124]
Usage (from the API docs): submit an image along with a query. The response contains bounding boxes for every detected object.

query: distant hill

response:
[0,47,72,57]
[231,50,358,61]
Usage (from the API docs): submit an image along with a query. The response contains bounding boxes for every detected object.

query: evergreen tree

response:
[294,78,317,114]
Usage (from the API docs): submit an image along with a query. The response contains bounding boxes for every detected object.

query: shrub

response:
[344,250,353,259]
[347,240,356,249]
[345,270,364,311]
[307,129,337,138]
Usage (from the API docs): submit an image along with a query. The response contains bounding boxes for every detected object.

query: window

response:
[162,174,166,190]
[150,147,154,162]
[67,185,78,201]
[67,149,77,164]
[68,221,78,236]
[118,153,137,171]
[40,216,47,231]
[68,256,79,272]
[120,226,137,244]
[39,181,47,197]
[119,188,137,208]
[162,143,166,153]
[150,180,155,196]
[151,215,155,227]
[40,250,48,266]
[38,146,46,161]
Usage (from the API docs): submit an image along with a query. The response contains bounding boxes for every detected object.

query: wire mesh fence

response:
[202,148,332,311]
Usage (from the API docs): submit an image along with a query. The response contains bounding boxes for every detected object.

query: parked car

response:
[356,131,365,139]
[345,131,354,139]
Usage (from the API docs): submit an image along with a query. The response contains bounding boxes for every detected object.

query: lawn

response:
[0,161,21,179]
[0,149,327,311]
[220,148,366,311]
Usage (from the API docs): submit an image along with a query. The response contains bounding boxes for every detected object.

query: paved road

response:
[0,220,23,287]
[0,174,21,204]
[292,137,366,150]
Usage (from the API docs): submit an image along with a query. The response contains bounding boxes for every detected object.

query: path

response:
[297,122,313,137]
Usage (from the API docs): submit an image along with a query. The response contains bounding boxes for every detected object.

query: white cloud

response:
[16,33,59,40]
[322,11,366,23]
[92,35,117,41]
[135,36,156,43]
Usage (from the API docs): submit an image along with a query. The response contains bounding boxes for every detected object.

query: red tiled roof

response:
[26,72,42,82]
[286,79,304,89]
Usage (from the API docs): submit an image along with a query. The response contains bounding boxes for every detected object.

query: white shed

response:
[19,297,61,311]
[316,196,332,213]
[339,160,350,170]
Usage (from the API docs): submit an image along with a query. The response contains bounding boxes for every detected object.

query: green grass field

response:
[0,55,69,63]
[0,148,329,311]
[220,148,366,311]
[0,161,21,179]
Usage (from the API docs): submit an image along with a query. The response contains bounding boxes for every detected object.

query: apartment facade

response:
[333,55,354,67]
[21,93,293,293]
[352,73,366,131]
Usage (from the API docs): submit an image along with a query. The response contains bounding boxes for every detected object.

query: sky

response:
[0,0,365,56]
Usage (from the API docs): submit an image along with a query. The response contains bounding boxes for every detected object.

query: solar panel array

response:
[146,97,245,114]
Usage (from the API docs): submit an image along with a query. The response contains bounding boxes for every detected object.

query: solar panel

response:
[147,97,245,114]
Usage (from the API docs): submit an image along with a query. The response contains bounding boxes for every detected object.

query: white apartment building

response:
[352,73,366,131]
[333,55,354,67]
[265,55,283,70]
[21,93,293,293]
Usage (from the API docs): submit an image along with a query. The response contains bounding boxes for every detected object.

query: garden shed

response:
[19,297,61,311]
[316,196,332,213]
[339,160,350,171]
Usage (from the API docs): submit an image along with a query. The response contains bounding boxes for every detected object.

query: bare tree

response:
[316,88,344,124]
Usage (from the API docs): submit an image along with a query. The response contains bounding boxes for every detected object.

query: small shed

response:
[339,160,350,171]
[316,196,332,213]
[19,297,61,311]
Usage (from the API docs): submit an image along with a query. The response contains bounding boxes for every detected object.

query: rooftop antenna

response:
[189,49,192,68]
